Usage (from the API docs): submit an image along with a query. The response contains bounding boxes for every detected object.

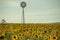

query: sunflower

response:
[24,31,30,36]
[1,32,5,36]
[0,35,5,40]
[11,29,18,33]
[53,35,57,40]
[33,33,38,38]
[0,32,5,40]
[48,35,53,40]
[38,33,43,38]
[44,35,48,40]
[12,35,18,40]
[18,33,23,38]
[0,30,3,35]
[0,28,5,34]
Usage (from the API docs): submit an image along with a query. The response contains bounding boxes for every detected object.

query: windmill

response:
[20,1,27,24]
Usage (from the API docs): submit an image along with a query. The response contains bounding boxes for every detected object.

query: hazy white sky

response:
[0,0,60,23]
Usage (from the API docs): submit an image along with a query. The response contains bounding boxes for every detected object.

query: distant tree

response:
[1,19,6,23]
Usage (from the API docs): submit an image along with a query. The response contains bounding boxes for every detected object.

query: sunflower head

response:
[48,35,53,40]
[38,33,43,38]
[44,35,48,40]
[33,33,38,38]
[0,35,5,40]
[18,33,23,38]
[12,35,18,40]
[53,35,57,40]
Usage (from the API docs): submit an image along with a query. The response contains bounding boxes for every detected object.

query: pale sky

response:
[0,0,60,23]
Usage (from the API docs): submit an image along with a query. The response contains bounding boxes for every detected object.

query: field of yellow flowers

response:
[0,23,60,40]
